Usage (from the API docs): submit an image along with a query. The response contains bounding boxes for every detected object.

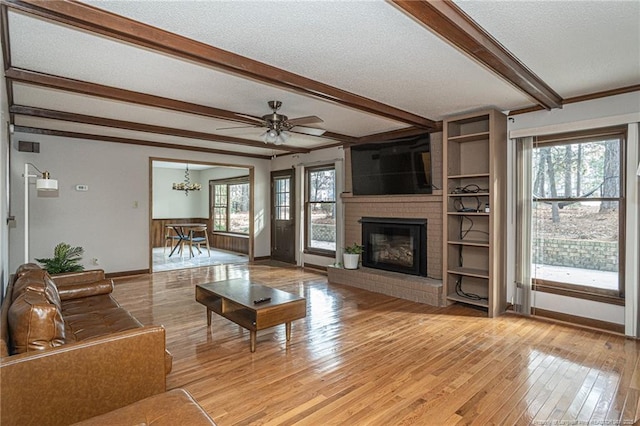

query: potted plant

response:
[35,242,85,274]
[343,243,363,270]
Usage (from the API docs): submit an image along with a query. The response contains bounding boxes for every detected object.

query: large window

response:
[211,177,250,234]
[305,165,336,254]
[531,130,625,301]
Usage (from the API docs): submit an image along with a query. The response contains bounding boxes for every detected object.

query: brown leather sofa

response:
[73,389,216,425]
[0,264,176,425]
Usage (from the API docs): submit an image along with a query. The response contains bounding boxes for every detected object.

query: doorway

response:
[271,169,296,263]
[150,158,254,272]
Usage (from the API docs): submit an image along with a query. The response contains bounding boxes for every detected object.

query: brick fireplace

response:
[342,194,442,279]
[329,192,443,306]
[327,137,444,306]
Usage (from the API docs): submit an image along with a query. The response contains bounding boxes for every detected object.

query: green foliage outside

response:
[35,242,85,274]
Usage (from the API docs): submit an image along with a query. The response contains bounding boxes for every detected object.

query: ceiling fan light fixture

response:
[254,101,325,145]
[264,128,279,144]
[274,133,287,145]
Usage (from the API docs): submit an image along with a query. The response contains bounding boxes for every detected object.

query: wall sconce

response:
[24,163,58,263]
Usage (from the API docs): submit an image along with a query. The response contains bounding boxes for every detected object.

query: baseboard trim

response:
[253,256,271,262]
[106,269,150,279]
[303,263,328,274]
[532,308,625,334]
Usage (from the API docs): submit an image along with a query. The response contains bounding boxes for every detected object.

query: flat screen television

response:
[350,135,432,196]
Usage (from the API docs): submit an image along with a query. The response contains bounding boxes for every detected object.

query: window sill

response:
[212,232,249,238]
[303,249,336,258]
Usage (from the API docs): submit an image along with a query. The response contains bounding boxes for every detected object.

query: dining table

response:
[165,223,207,258]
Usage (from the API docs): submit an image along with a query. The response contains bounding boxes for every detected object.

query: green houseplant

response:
[35,242,85,274]
[343,243,363,269]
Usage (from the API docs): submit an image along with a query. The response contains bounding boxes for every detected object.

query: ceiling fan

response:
[221,101,326,145]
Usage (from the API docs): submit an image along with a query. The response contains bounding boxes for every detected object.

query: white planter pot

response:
[343,253,360,269]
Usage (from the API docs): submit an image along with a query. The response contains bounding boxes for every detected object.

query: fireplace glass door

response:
[361,218,427,277]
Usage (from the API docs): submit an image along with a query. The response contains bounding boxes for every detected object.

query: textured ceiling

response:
[4,0,639,157]
[455,0,640,98]
[80,0,532,118]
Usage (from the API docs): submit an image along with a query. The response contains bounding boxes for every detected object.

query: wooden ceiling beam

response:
[6,0,438,130]
[391,0,563,110]
[6,67,262,124]
[1,5,15,123]
[356,125,441,145]
[11,104,312,153]
[13,125,274,159]
[6,67,356,144]
[509,84,640,116]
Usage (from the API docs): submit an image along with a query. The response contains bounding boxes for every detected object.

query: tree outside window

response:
[532,134,624,297]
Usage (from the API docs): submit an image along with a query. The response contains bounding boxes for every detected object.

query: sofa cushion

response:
[12,269,62,311]
[61,294,121,316]
[64,307,143,342]
[8,289,65,354]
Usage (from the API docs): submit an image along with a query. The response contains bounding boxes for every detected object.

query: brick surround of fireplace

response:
[342,194,443,279]
[332,194,443,305]
[328,136,444,306]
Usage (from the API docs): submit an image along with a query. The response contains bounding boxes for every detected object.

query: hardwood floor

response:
[112,263,640,425]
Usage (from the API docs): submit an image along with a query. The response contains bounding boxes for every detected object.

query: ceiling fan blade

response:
[216,125,261,130]
[291,125,326,136]
[235,113,266,124]
[287,115,324,126]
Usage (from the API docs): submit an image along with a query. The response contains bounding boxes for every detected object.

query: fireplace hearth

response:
[360,217,427,277]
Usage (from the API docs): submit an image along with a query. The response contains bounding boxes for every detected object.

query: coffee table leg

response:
[286,322,292,341]
[250,330,256,352]
[206,308,212,326]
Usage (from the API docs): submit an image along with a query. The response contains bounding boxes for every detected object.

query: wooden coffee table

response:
[195,278,306,352]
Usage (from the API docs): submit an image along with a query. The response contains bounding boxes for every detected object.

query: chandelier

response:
[172,164,201,196]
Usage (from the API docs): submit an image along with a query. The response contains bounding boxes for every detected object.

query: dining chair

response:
[188,225,211,257]
[164,227,182,255]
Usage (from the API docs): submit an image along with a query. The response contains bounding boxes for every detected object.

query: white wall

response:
[0,64,9,296]
[271,146,346,267]
[9,133,271,273]
[152,167,203,219]
[506,92,640,335]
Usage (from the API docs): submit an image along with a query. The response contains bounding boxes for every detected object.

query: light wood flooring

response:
[112,263,640,425]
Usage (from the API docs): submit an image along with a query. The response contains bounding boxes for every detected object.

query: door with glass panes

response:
[271,169,296,263]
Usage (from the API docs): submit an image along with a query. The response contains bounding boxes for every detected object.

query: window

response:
[531,129,625,301]
[213,184,227,231]
[274,176,291,220]
[305,165,336,254]
[210,177,250,234]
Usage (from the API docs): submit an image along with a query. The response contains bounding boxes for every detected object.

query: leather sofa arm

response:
[56,279,114,301]
[52,269,107,286]
[72,389,217,425]
[1,326,167,426]
[52,270,114,300]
